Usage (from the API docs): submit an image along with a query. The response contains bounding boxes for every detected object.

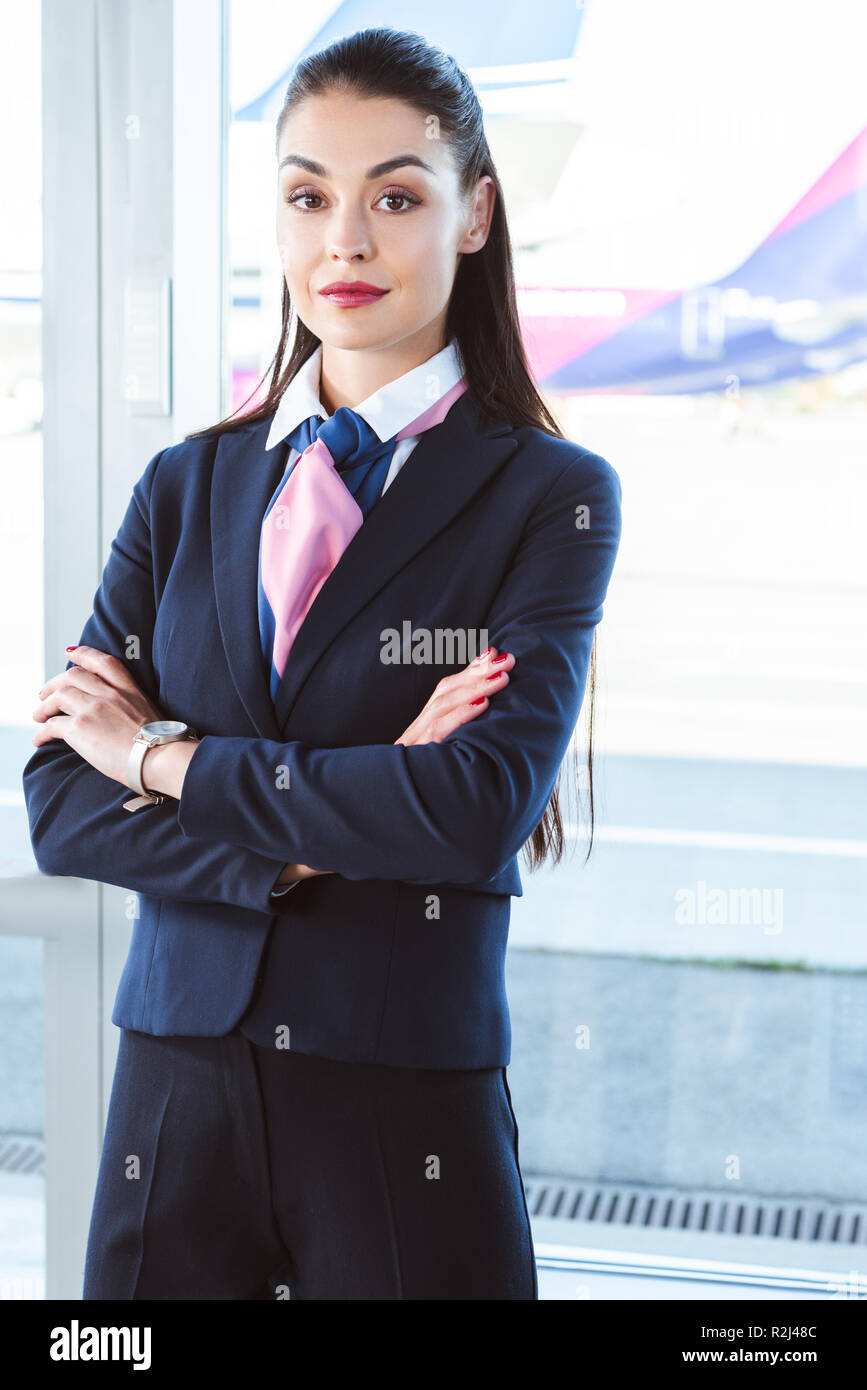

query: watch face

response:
[143,720,188,738]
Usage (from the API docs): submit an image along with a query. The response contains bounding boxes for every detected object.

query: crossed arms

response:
[23,445,622,911]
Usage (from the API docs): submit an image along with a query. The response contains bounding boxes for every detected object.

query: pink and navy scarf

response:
[258,375,467,699]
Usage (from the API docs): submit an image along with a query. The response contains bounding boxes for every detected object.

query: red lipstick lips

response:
[318,281,390,308]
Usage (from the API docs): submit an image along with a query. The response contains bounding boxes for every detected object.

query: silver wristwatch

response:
[123,720,197,813]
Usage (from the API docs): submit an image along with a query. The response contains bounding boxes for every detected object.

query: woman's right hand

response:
[276,646,515,884]
[393,645,515,746]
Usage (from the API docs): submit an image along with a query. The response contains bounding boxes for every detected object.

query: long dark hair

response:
[187,26,598,870]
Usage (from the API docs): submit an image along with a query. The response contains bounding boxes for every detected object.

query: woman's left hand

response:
[32,644,167,788]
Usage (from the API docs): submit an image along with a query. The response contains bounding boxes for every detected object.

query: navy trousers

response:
[82,1028,538,1300]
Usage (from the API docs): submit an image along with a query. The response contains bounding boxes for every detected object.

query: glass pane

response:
[507,6,867,1295]
[1,1,45,1303]
[0,936,45,1300]
[0,1,43,727]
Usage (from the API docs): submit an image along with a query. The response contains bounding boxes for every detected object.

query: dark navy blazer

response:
[22,389,622,1068]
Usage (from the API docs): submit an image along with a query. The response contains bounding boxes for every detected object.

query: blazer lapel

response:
[210,416,288,739]
[209,391,518,742]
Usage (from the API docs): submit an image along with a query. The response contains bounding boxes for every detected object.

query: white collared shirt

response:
[264,337,464,495]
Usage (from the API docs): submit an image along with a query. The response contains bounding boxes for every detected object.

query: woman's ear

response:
[458,176,496,255]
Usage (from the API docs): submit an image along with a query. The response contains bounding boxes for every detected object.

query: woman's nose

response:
[326,210,375,264]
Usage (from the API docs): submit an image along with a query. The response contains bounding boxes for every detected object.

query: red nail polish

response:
[492,652,511,664]
[65,646,77,652]
[485,672,503,681]
[477,646,493,660]
[470,696,486,705]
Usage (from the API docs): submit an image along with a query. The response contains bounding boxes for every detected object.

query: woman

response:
[23,28,622,1300]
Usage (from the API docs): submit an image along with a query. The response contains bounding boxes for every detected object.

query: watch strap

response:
[124,723,195,812]
[126,735,154,798]
[123,792,166,813]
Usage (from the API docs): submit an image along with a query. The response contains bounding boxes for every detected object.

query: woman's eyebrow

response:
[277,153,436,179]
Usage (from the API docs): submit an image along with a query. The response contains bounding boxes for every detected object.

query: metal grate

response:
[524,1175,867,1246]
[0,1134,44,1176]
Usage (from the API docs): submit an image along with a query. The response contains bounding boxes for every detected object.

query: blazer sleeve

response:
[21,448,302,916]
[176,449,623,885]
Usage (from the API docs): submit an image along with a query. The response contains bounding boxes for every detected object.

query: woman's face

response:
[276,91,494,358]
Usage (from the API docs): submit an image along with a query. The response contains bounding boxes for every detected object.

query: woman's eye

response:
[285,188,325,210]
[375,188,421,212]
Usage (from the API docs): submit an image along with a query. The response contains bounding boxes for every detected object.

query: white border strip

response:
[533,1242,862,1294]
[564,824,867,857]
